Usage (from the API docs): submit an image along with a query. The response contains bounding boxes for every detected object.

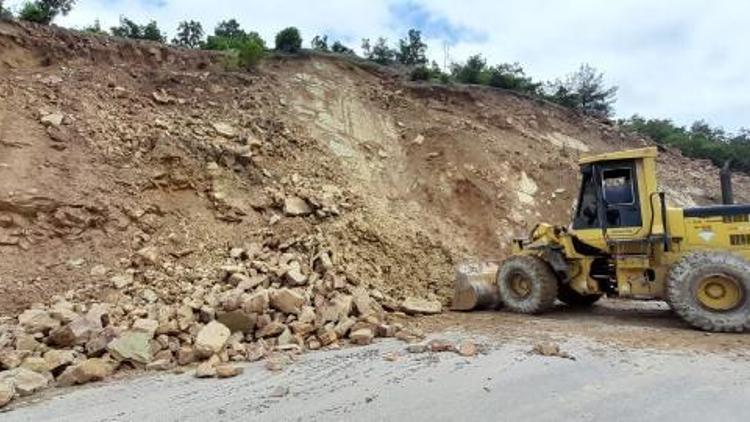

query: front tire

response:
[666,251,750,332]
[497,256,558,314]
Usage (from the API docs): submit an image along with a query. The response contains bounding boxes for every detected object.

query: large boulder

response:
[217,311,256,335]
[107,331,153,364]
[56,358,114,387]
[0,367,49,396]
[18,309,60,334]
[0,381,14,408]
[243,290,269,314]
[401,297,442,315]
[352,288,383,318]
[48,315,101,347]
[269,289,305,315]
[195,321,231,358]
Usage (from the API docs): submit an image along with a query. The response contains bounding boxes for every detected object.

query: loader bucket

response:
[452,263,501,311]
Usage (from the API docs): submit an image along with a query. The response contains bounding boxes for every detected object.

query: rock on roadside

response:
[195,321,231,358]
[400,297,442,315]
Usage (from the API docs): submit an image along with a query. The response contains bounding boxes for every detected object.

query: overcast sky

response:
[7,0,749,131]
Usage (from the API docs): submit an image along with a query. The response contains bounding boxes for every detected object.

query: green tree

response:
[369,37,396,65]
[311,34,329,51]
[237,37,265,69]
[18,0,75,24]
[0,0,13,20]
[142,20,165,42]
[215,19,244,38]
[82,19,107,35]
[331,41,355,55]
[361,38,371,57]
[172,20,204,48]
[487,63,540,94]
[547,64,617,118]
[275,26,302,53]
[111,17,165,43]
[451,54,487,84]
[397,29,427,66]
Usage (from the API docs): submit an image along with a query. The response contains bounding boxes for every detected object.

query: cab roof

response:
[579,147,658,165]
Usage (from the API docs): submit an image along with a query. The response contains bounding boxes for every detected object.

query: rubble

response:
[0,381,14,408]
[400,298,442,315]
[195,321,231,358]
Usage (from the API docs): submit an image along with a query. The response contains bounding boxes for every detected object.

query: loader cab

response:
[571,147,663,251]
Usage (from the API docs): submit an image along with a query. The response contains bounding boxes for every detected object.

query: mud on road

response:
[4,300,749,422]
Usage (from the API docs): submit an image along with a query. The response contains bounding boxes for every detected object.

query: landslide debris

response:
[1,20,749,407]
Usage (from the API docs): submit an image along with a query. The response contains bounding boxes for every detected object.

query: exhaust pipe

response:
[721,160,733,205]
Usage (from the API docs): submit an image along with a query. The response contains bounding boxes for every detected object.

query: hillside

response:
[2,21,749,315]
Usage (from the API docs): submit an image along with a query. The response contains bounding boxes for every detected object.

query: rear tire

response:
[557,284,602,307]
[497,256,558,314]
[666,251,750,332]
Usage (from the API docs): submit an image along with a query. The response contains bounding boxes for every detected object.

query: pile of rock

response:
[0,237,442,408]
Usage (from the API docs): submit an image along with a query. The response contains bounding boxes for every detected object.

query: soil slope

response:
[1,21,748,314]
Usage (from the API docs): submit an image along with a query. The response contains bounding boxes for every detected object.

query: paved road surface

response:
[3,331,749,422]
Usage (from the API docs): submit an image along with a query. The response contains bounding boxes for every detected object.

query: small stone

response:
[383,352,399,362]
[18,309,60,334]
[284,268,307,285]
[0,350,23,369]
[269,385,289,398]
[56,358,113,386]
[406,344,427,354]
[90,265,108,276]
[141,289,159,304]
[400,297,442,315]
[215,364,243,378]
[349,328,375,346]
[195,321,231,358]
[48,316,99,347]
[256,321,285,338]
[243,290,270,314]
[132,319,159,338]
[146,359,173,371]
[317,327,337,346]
[136,246,160,266]
[412,134,425,145]
[177,346,196,366]
[0,381,13,408]
[40,113,64,127]
[458,340,478,357]
[152,91,171,104]
[532,342,573,359]
[111,273,134,289]
[427,339,455,353]
[194,360,216,378]
[375,324,397,338]
[270,288,305,315]
[283,197,312,216]
[212,122,237,138]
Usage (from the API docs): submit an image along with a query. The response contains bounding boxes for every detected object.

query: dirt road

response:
[4,300,749,422]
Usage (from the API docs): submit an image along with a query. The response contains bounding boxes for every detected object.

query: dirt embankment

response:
[2,20,749,412]
[2,20,748,314]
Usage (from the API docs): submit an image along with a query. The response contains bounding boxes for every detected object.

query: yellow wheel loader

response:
[454,147,750,332]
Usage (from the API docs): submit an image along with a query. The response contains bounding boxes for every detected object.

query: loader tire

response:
[497,256,558,314]
[557,284,602,307]
[666,251,750,332]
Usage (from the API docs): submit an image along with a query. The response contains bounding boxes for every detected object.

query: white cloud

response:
[6,0,748,130]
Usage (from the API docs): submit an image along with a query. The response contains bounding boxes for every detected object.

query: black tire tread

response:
[497,255,558,314]
[666,251,750,333]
